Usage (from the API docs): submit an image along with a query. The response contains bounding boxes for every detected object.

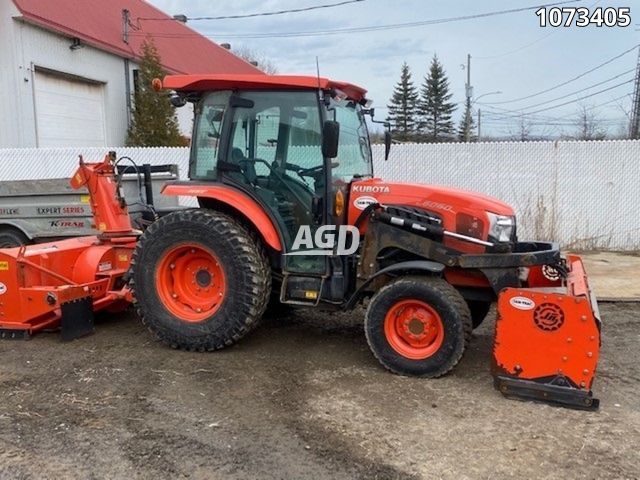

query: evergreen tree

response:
[418,55,456,142]
[386,62,419,141]
[127,38,183,146]
[457,101,477,142]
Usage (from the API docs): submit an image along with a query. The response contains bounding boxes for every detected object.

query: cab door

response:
[220,90,328,276]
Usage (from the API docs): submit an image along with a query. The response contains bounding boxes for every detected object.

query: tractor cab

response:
[164,75,374,283]
[191,89,371,246]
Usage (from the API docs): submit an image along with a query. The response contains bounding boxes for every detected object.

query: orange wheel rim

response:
[155,243,226,322]
[383,299,444,360]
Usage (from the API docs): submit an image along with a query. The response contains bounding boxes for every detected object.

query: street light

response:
[474,91,502,104]
[473,91,502,141]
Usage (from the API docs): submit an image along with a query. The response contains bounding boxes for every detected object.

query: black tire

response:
[130,209,271,351]
[365,276,472,378]
[0,228,29,248]
[467,300,492,329]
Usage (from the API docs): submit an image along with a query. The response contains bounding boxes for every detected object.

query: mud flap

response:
[493,255,601,410]
[61,297,95,341]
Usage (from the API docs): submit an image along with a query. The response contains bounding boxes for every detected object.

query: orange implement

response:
[0,152,137,340]
[493,255,601,410]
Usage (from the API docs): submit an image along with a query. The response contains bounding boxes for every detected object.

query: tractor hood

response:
[347,179,515,252]
[349,179,514,217]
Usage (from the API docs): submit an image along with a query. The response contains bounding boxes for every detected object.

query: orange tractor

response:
[0,74,601,410]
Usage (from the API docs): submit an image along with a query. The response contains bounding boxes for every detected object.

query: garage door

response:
[34,71,107,147]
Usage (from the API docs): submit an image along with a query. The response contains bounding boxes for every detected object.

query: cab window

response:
[191,91,231,179]
[330,99,373,182]
[223,90,325,255]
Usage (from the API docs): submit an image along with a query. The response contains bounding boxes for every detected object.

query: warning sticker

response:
[98,262,112,272]
[0,261,8,271]
[80,195,90,204]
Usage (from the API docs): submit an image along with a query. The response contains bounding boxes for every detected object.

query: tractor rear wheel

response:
[130,209,271,351]
[365,277,472,378]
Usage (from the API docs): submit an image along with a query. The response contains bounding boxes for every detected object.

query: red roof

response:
[163,74,368,101]
[11,0,261,75]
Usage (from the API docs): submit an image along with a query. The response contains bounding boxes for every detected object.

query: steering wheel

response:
[285,162,339,178]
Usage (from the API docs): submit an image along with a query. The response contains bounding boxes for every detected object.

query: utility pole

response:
[630,48,640,139]
[477,108,482,141]
[464,54,474,142]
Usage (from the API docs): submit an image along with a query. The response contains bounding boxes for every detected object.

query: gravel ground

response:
[0,303,638,479]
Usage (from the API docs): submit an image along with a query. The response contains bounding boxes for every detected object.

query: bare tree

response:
[508,115,533,142]
[572,104,607,140]
[232,45,278,75]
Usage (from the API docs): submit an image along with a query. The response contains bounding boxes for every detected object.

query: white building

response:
[0,0,259,148]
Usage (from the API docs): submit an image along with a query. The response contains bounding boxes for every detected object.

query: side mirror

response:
[322,120,340,158]
[170,93,186,108]
[384,130,391,161]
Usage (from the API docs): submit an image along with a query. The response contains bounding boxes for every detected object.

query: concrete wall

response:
[0,2,137,147]
[0,140,638,250]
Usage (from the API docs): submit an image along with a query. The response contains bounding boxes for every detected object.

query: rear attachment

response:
[493,255,601,410]
[0,153,137,340]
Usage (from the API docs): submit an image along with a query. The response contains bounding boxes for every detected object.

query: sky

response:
[146,0,638,138]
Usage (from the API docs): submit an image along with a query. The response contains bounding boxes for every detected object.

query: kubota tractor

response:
[0,75,600,410]
[126,74,601,410]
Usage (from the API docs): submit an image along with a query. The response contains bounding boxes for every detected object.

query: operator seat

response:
[231,147,257,185]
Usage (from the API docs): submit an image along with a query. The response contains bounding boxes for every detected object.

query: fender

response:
[0,221,34,239]
[162,183,283,251]
[344,260,445,309]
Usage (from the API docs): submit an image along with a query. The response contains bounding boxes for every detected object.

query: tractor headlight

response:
[487,213,515,243]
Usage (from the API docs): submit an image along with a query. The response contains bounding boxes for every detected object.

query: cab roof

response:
[162,74,368,102]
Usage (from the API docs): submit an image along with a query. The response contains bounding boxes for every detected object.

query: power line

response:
[486,44,640,105]
[475,31,556,60]
[482,119,627,127]
[138,0,365,22]
[520,80,633,115]
[475,0,602,60]
[481,93,632,122]
[507,70,634,112]
[131,0,582,39]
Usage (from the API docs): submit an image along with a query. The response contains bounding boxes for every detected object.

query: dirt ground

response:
[0,303,638,480]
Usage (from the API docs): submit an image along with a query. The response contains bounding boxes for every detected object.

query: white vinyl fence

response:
[376,140,640,251]
[0,140,638,250]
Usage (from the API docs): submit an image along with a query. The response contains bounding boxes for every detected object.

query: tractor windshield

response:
[328,98,373,182]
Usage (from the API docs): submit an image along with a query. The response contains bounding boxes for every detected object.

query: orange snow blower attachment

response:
[0,152,137,340]
[493,255,601,410]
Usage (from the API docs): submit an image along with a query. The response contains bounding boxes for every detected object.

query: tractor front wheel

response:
[130,209,271,351]
[365,277,472,377]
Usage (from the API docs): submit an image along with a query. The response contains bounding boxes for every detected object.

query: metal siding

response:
[3,20,134,147]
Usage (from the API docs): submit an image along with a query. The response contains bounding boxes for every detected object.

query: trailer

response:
[0,162,181,247]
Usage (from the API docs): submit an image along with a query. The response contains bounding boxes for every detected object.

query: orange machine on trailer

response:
[0,152,136,340]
